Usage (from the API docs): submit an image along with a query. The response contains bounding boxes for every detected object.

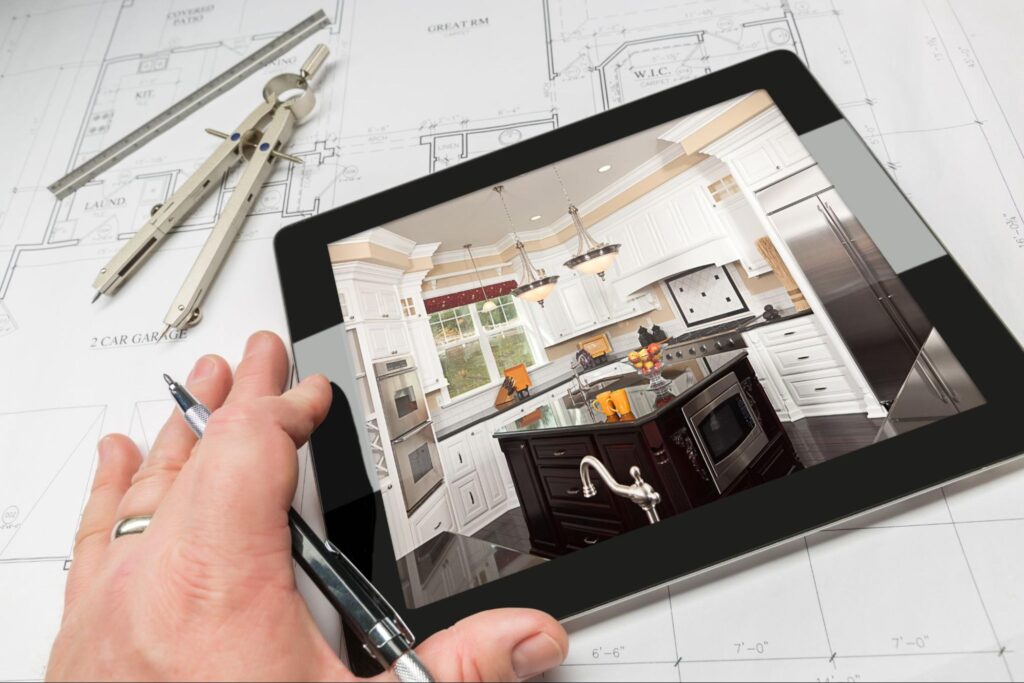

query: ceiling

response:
[384,121,683,253]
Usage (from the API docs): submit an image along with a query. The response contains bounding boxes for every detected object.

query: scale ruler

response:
[48,9,330,199]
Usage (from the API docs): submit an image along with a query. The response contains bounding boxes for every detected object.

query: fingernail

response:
[188,355,216,382]
[97,435,116,463]
[244,331,274,357]
[511,633,564,680]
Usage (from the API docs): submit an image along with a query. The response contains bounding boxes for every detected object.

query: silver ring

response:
[111,515,151,540]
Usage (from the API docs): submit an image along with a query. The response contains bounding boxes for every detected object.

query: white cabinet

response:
[702,107,811,191]
[450,472,488,527]
[439,432,474,480]
[407,319,446,392]
[411,487,455,546]
[356,284,401,320]
[364,322,410,360]
[559,277,602,331]
[742,315,867,421]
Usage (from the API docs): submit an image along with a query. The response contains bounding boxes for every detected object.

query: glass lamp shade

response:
[480,299,498,312]
[564,243,620,280]
[512,275,559,306]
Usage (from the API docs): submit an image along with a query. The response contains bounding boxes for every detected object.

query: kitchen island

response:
[494,353,802,558]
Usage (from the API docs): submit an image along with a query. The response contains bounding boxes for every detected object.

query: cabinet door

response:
[439,432,474,480]
[450,473,488,527]
[647,200,687,254]
[356,286,382,319]
[559,277,600,332]
[378,290,401,320]
[501,439,559,555]
[408,321,444,390]
[766,125,810,170]
[412,489,455,546]
[625,214,663,262]
[365,324,391,359]
[471,428,507,509]
[387,324,410,356]
[730,143,781,188]
[530,289,571,345]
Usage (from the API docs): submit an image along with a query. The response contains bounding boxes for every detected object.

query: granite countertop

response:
[494,352,747,437]
[396,532,547,609]
[432,369,579,441]
[433,307,812,442]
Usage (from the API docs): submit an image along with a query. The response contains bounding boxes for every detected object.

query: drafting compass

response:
[90,44,329,338]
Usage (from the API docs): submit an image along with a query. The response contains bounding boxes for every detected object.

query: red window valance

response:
[424,280,518,314]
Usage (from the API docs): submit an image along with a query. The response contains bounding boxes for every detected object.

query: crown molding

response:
[659,94,749,150]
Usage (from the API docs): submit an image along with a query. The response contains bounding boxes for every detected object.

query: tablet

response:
[274,51,1024,648]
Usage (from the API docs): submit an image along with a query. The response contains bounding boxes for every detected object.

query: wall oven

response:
[374,356,429,439]
[682,371,768,493]
[374,356,442,512]
[390,420,444,513]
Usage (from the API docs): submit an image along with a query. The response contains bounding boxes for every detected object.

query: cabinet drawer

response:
[759,318,820,347]
[538,467,618,519]
[413,491,455,545]
[554,516,622,551]
[785,372,856,405]
[439,435,474,480]
[531,437,593,464]
[450,473,488,527]
[770,341,839,376]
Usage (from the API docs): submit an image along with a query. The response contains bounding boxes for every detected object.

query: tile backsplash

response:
[665,265,749,325]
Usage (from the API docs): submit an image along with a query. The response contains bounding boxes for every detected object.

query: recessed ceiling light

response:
[597,164,612,173]
[530,215,542,221]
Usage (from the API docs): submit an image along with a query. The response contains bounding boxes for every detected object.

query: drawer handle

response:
[566,487,581,496]
[433,521,442,530]
[797,355,810,360]
[583,537,599,545]
[783,331,796,336]
[814,386,828,392]
[457,453,463,464]
[552,449,566,457]
[469,491,475,505]
[652,446,669,465]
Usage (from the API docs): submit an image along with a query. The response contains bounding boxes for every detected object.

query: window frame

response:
[429,293,544,402]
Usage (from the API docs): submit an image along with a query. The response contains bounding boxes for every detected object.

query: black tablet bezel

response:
[274,51,1024,641]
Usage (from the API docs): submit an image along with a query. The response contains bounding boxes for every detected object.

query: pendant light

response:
[464,243,497,313]
[554,165,620,280]
[495,185,559,307]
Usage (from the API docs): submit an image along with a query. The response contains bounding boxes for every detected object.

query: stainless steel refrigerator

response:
[756,165,982,435]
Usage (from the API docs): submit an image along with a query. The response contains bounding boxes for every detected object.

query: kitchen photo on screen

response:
[326,90,984,609]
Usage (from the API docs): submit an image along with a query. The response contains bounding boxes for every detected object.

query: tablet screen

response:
[324,91,984,609]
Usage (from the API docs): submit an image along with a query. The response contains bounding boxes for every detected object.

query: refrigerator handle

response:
[917,348,959,405]
[819,200,923,357]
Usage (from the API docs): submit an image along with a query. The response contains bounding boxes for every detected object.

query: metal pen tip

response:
[163,373,175,386]
[156,324,171,344]
[91,290,101,304]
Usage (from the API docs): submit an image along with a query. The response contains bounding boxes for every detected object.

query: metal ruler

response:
[48,9,330,199]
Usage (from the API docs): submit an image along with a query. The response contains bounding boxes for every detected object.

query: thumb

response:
[398,608,568,682]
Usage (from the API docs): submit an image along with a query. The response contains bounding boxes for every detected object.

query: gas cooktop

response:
[661,315,756,362]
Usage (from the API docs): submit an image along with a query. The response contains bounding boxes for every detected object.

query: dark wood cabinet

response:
[497,357,803,557]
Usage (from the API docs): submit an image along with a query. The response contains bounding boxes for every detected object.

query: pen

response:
[163,374,434,683]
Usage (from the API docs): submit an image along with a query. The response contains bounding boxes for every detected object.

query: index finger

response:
[223,331,290,404]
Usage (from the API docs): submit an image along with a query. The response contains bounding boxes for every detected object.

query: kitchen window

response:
[429,294,537,399]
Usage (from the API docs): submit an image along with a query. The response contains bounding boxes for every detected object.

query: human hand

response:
[47,331,568,681]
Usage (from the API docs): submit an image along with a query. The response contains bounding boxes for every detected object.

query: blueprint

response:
[1,0,1022,680]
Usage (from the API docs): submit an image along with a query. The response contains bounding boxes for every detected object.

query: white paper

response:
[1,1,1021,680]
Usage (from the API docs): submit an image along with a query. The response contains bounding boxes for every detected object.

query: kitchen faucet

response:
[579,456,662,524]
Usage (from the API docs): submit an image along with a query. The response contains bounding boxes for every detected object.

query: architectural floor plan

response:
[0,0,1021,679]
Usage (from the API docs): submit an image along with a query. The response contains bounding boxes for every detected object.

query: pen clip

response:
[324,538,417,648]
